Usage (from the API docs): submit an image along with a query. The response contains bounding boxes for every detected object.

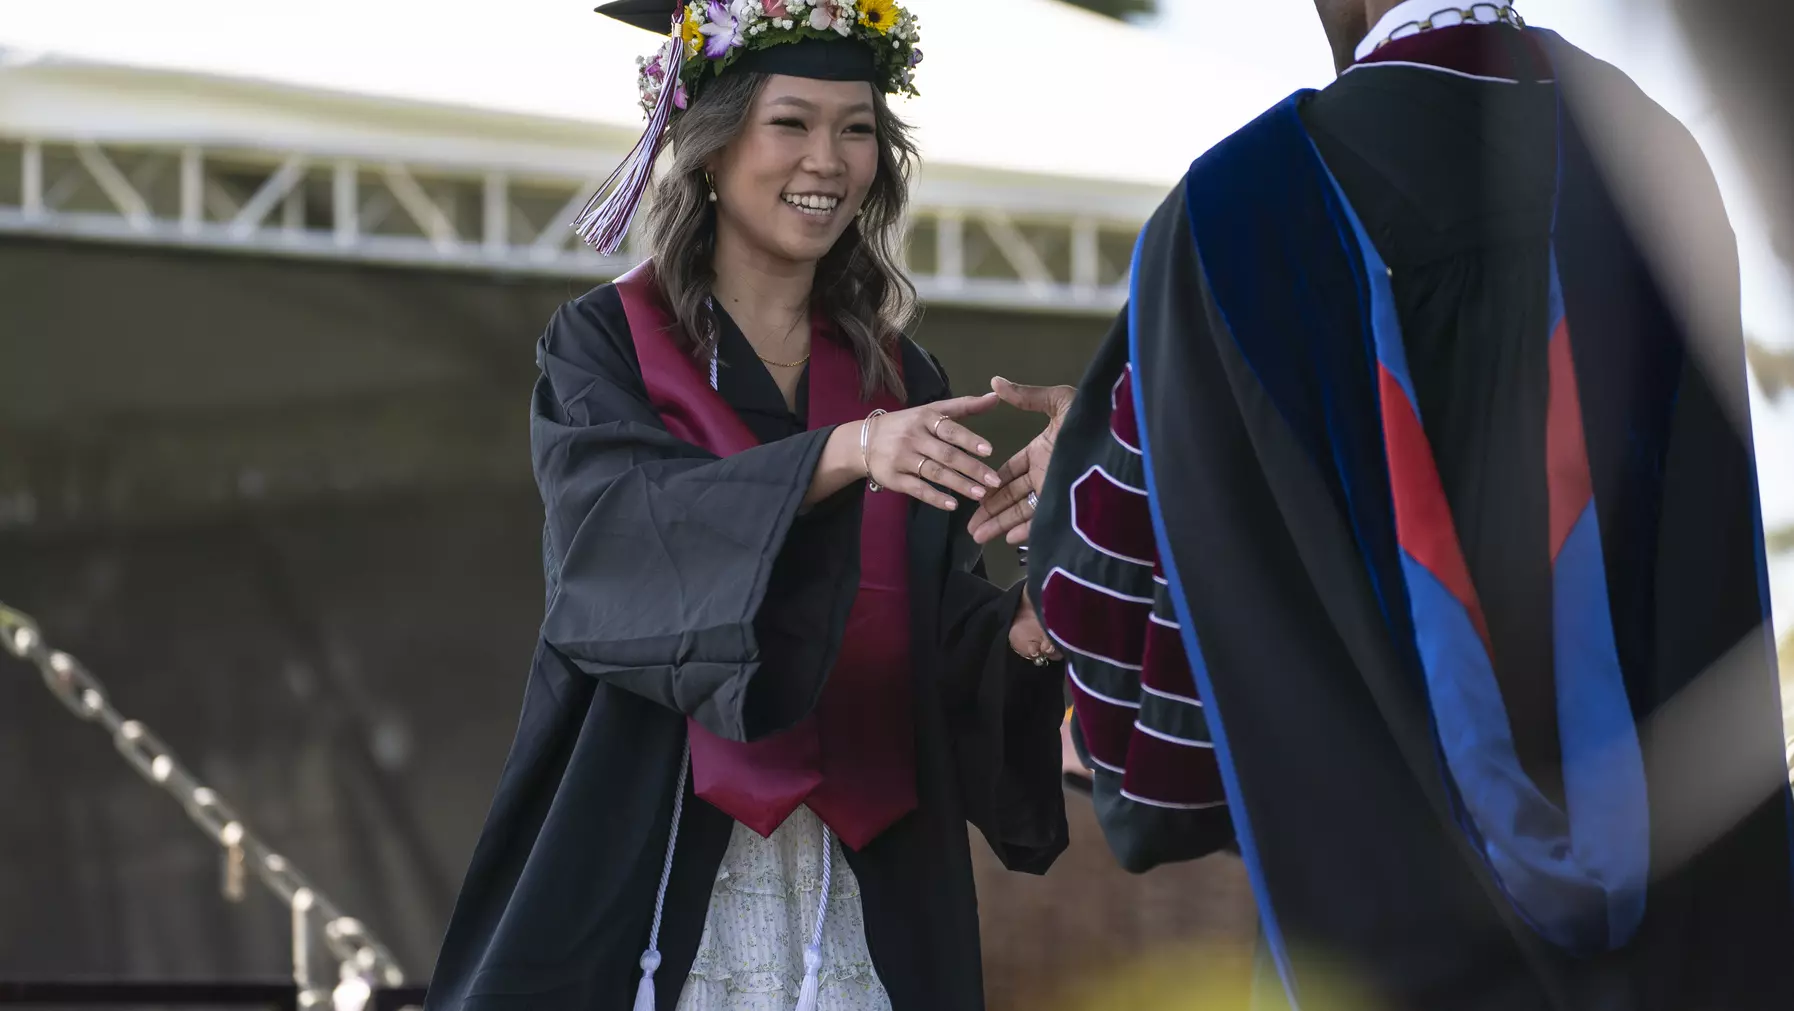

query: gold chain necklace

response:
[755,350,811,369]
[751,309,810,369]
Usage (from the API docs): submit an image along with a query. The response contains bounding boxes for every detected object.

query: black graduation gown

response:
[1030,27,1792,1011]
[425,285,1068,1011]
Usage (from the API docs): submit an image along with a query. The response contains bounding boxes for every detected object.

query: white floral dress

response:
[677,806,891,1011]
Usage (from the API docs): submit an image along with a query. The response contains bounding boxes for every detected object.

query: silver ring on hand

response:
[1032,653,1050,667]
[1026,490,1039,510]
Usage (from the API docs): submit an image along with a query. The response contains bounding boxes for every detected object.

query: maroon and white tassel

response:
[574,32,686,256]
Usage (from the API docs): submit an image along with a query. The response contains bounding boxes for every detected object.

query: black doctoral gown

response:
[1029,25,1792,1011]
[425,285,1068,1011]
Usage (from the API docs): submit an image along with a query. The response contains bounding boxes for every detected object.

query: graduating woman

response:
[426,4,1069,1010]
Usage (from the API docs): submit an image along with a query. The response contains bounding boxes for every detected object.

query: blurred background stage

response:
[0,0,1788,1007]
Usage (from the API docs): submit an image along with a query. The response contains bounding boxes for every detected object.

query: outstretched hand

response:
[968,377,1076,545]
[862,393,1002,512]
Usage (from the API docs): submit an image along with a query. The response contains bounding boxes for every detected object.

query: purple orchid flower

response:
[699,0,745,60]
[908,47,924,67]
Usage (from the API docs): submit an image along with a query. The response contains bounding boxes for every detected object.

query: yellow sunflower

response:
[681,3,704,55]
[858,0,898,34]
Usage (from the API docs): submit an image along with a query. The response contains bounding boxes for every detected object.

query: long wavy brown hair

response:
[642,71,918,401]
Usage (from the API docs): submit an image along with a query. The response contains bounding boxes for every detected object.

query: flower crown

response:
[636,0,923,117]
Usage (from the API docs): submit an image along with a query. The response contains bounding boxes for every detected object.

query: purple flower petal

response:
[698,2,744,60]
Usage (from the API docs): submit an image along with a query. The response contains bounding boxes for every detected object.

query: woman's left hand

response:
[1009,591,1062,668]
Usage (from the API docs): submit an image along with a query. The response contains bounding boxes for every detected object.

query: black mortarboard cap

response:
[594,0,678,33]
[596,0,878,83]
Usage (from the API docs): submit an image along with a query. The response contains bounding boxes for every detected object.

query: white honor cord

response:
[633,743,690,1011]
[794,821,834,1011]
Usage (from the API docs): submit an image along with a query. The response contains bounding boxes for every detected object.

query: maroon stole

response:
[613,263,918,852]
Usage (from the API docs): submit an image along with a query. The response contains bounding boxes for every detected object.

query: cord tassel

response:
[635,744,690,1011]
[632,951,662,1011]
[793,946,822,1011]
[793,821,833,1011]
[573,30,686,255]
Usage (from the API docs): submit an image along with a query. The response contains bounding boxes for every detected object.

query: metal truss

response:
[0,137,1139,314]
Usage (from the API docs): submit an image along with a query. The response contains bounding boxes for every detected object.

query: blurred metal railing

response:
[0,603,406,1011]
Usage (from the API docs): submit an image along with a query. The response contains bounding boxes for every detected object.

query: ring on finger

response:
[930,414,949,438]
[1026,490,1039,510]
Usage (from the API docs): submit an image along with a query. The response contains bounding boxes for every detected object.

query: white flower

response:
[808,5,832,30]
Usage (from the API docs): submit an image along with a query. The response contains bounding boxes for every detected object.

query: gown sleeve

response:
[533,293,863,744]
[1026,310,1237,873]
[940,563,1070,873]
[912,347,1070,875]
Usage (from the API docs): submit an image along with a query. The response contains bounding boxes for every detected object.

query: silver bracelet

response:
[861,409,887,492]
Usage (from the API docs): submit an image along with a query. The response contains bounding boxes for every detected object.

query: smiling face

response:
[707,75,881,269]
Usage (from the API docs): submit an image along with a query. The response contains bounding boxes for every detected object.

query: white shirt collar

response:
[1355,1,1520,62]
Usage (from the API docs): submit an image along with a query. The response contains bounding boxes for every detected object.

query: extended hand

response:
[968,377,1076,545]
[863,394,1002,512]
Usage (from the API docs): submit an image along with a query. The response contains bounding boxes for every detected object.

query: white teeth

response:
[782,193,840,215]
